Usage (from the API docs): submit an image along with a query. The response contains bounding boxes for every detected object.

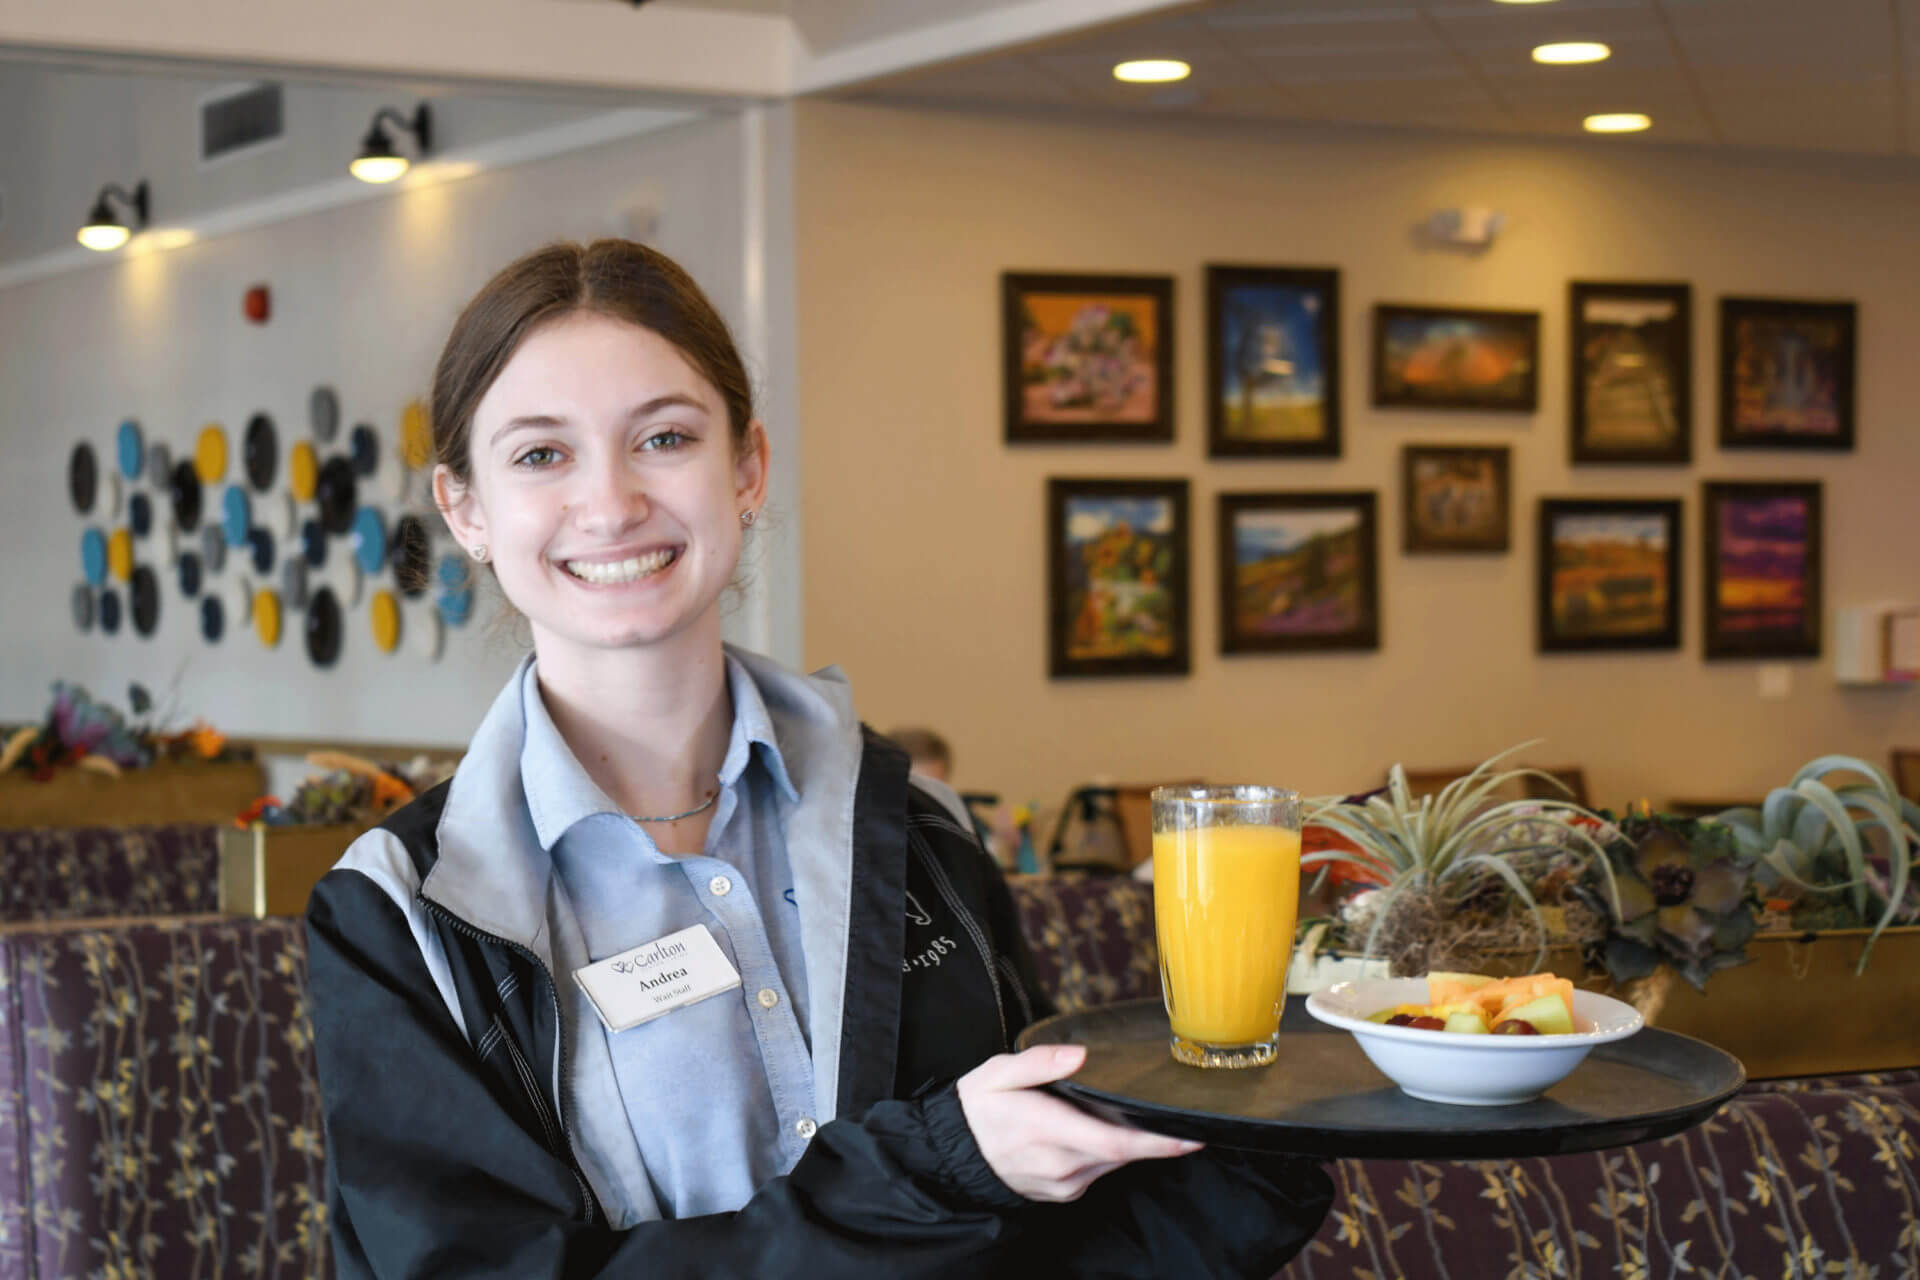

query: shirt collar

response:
[518,654,801,851]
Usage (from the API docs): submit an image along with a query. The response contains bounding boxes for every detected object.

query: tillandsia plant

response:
[1576,814,1758,991]
[1304,742,1621,974]
[1712,755,1920,974]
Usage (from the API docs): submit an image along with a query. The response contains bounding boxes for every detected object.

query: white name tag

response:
[573,924,742,1034]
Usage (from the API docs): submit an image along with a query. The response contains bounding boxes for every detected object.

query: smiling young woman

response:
[304,239,1333,1278]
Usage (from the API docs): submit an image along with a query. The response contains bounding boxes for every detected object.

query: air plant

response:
[1304,742,1620,973]
[1712,755,1920,974]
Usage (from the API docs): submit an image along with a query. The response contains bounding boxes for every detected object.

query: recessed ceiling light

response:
[1494,0,1560,5]
[1533,41,1610,65]
[1584,112,1651,133]
[1114,59,1191,84]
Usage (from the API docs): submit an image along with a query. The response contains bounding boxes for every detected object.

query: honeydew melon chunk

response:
[1366,1009,1397,1024]
[1499,992,1574,1036]
[1443,1011,1489,1034]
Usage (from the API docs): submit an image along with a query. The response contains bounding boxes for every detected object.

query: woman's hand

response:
[955,1045,1203,1202]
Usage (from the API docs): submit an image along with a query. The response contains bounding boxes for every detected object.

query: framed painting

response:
[1217,491,1379,653]
[1719,298,1856,451]
[1372,304,1540,412]
[1537,498,1682,652]
[1004,273,1174,443]
[1403,445,1510,553]
[1703,481,1822,658]
[1047,477,1190,677]
[1205,264,1341,457]
[1570,281,1691,464]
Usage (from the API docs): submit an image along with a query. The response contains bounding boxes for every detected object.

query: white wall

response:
[1,109,799,750]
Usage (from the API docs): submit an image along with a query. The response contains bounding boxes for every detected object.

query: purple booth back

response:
[0,825,218,921]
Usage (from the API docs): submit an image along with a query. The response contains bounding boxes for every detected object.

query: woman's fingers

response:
[964,1044,1086,1091]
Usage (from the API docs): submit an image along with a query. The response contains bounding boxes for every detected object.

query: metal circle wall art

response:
[195,424,228,484]
[129,492,153,539]
[305,586,344,667]
[69,442,98,514]
[254,589,282,648]
[169,461,203,531]
[435,553,475,627]
[277,491,300,539]
[80,528,108,586]
[103,471,123,520]
[159,521,182,568]
[178,551,202,597]
[116,420,143,480]
[391,514,431,597]
[288,441,319,503]
[99,588,122,635]
[301,518,328,568]
[400,399,433,468]
[200,595,224,643]
[71,584,95,633]
[370,589,401,653]
[244,412,279,490]
[107,528,134,582]
[229,575,254,626]
[351,507,387,575]
[199,523,227,574]
[316,456,358,534]
[310,386,341,442]
[410,602,444,660]
[281,557,309,610]
[130,566,160,637]
[222,486,252,547]
[349,423,380,478]
[328,555,364,608]
[248,526,276,576]
[147,441,172,489]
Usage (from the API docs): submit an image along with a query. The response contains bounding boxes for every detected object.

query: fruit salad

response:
[1363,971,1578,1036]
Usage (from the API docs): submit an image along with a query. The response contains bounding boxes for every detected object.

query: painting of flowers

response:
[1373,304,1539,412]
[1048,478,1189,677]
[1217,491,1379,654]
[1004,274,1174,443]
[1719,298,1856,451]
[1704,481,1822,658]
[1536,499,1681,652]
[1206,265,1341,457]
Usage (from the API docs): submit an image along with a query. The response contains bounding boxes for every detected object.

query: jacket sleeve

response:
[973,862,1338,1279]
[307,868,1030,1280]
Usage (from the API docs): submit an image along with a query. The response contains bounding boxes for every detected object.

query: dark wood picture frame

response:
[1205,264,1341,458]
[1702,480,1823,659]
[1570,280,1692,464]
[1536,498,1683,653]
[1047,477,1190,678]
[1402,444,1511,553]
[1372,303,1540,412]
[1003,273,1175,444]
[1718,298,1856,452]
[1217,490,1379,654]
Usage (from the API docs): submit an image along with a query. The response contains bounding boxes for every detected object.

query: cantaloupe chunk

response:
[1426,972,1496,1004]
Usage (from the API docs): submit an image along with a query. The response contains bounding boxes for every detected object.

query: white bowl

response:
[1306,977,1644,1106]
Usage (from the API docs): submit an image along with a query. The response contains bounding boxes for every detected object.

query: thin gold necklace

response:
[630,786,719,824]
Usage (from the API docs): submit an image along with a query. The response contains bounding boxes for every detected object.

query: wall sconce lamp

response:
[350,104,433,184]
[77,181,149,252]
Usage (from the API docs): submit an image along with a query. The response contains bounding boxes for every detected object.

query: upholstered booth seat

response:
[0,825,219,922]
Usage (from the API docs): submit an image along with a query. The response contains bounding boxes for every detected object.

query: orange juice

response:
[1153,823,1301,1047]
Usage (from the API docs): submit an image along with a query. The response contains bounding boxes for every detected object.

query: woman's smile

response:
[560,545,682,586]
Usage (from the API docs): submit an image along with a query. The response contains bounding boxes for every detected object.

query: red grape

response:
[1491,1019,1541,1036]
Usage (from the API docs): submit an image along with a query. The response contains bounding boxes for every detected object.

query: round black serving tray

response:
[1016,997,1745,1160]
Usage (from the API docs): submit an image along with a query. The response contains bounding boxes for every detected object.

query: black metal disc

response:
[316,456,357,535]
[99,588,122,635]
[248,525,276,575]
[130,565,160,636]
[69,442,98,514]
[244,412,279,491]
[305,586,343,667]
[391,514,431,597]
[349,423,380,477]
[301,517,327,568]
[129,491,153,538]
[71,584,94,633]
[170,461,203,532]
[178,551,202,597]
[200,595,224,643]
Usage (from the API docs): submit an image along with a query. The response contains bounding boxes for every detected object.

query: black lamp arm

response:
[92,181,150,227]
[370,104,433,154]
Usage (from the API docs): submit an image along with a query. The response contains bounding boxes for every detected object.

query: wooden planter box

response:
[1489,928,1920,1080]
[218,824,360,918]
[0,759,265,829]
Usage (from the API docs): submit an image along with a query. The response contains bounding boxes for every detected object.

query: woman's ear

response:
[432,464,488,557]
[735,420,771,514]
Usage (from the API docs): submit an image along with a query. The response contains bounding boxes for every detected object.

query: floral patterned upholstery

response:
[1007,873,1159,1013]
[0,916,326,1280]
[0,825,218,921]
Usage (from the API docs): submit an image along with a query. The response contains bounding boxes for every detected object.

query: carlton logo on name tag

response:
[573,924,743,1034]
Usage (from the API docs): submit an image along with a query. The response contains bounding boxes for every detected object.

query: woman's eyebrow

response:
[489,394,711,449]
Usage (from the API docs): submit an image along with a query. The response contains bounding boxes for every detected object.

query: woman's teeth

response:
[563,548,677,584]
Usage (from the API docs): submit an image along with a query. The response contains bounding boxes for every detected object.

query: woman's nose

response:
[570,460,648,533]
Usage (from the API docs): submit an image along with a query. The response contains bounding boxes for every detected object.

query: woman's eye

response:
[513,446,562,468]
[640,430,690,453]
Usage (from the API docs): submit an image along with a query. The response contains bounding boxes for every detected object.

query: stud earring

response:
[469,544,489,563]
[740,509,757,528]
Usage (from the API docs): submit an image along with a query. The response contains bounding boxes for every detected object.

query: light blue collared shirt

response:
[521,656,816,1225]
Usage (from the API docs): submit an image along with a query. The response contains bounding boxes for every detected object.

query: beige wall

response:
[792,99,1920,813]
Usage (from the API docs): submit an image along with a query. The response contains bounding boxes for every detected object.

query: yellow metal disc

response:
[370,589,401,653]
[195,423,228,484]
[399,399,434,469]
[288,440,319,502]
[107,528,134,582]
[254,589,282,648]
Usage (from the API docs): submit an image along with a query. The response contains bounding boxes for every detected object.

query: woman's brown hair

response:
[430,239,754,487]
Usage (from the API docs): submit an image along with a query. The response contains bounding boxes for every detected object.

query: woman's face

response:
[436,310,767,663]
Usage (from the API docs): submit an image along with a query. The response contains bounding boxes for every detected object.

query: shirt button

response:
[708,875,732,897]
[795,1117,817,1140]
[757,987,779,1009]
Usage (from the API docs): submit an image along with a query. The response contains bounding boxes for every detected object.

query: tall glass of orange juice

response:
[1151,785,1301,1069]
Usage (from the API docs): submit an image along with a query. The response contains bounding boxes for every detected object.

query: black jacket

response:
[306,727,1331,1278]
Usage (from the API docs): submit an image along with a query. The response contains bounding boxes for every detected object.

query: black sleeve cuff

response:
[861,1083,1028,1213]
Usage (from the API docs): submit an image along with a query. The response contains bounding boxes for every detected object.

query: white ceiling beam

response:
[0,0,795,99]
